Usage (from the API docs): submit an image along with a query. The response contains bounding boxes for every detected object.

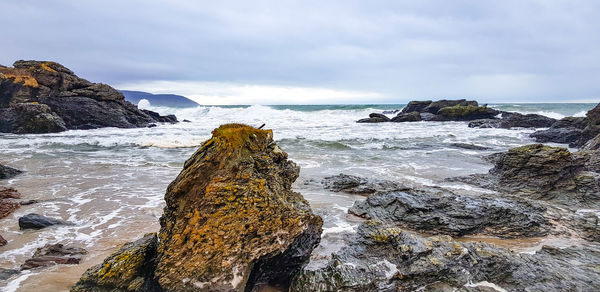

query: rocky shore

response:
[0,60,177,134]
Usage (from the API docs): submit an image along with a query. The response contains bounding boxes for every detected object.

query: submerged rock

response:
[73,124,323,291]
[291,220,600,292]
[450,143,491,150]
[72,234,159,292]
[452,144,600,207]
[18,213,71,229]
[0,268,19,281]
[321,174,403,195]
[348,188,551,238]
[21,244,87,270]
[357,113,390,123]
[0,60,176,133]
[0,164,22,180]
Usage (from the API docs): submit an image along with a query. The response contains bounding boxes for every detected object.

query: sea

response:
[0,102,595,291]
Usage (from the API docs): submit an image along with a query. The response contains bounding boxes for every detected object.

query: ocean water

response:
[0,102,596,291]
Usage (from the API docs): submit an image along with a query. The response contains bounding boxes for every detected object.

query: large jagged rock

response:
[0,60,176,133]
[365,99,499,123]
[452,144,600,207]
[291,220,600,292]
[72,234,159,292]
[348,188,551,238]
[531,104,600,147]
[321,173,403,195]
[434,104,499,121]
[0,164,22,180]
[73,124,323,291]
[400,100,432,113]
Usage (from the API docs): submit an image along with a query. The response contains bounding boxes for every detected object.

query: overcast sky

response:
[2,1,599,104]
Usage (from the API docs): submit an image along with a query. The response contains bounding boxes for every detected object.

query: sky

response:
[1,0,600,104]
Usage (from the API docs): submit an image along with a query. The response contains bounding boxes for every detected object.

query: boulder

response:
[73,124,323,291]
[530,127,584,144]
[291,220,600,291]
[469,112,556,129]
[0,60,177,133]
[390,111,421,122]
[71,234,159,292]
[435,105,499,121]
[423,99,478,114]
[0,164,22,179]
[21,243,87,270]
[530,105,600,147]
[400,100,431,113]
[18,213,71,229]
[0,234,6,247]
[0,268,19,281]
[357,113,389,123]
[321,174,404,195]
[451,144,600,207]
[348,188,551,238]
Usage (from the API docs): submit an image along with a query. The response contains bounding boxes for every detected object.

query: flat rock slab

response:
[21,243,87,270]
[321,173,404,195]
[349,188,551,238]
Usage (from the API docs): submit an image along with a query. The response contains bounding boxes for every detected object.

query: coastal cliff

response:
[0,60,176,133]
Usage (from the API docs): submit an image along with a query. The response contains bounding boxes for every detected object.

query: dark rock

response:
[390,111,421,122]
[322,174,404,195]
[147,123,157,128]
[357,113,390,123]
[71,234,159,292]
[452,144,600,207]
[141,109,178,123]
[0,164,22,179]
[291,220,600,292]
[423,99,478,114]
[469,112,556,129]
[434,105,499,121]
[450,143,491,150]
[570,211,600,242]
[419,112,437,121]
[348,188,551,238]
[0,60,177,134]
[382,109,400,115]
[0,268,19,281]
[74,124,323,291]
[401,100,432,113]
[21,243,87,270]
[582,133,600,151]
[182,119,191,123]
[531,127,584,144]
[530,104,600,147]
[19,199,39,205]
[18,213,71,230]
[0,234,6,247]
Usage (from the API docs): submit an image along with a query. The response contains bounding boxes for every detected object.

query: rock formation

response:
[348,188,551,238]
[21,244,88,270]
[469,112,557,129]
[72,124,323,291]
[0,186,21,219]
[0,164,22,179]
[531,103,600,147]
[321,173,403,195]
[452,144,600,207]
[291,220,600,291]
[18,213,72,229]
[0,60,177,134]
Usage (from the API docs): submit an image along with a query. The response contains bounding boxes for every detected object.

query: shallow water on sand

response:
[0,103,595,291]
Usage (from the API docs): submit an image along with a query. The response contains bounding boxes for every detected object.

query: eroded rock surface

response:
[348,188,551,238]
[469,112,556,129]
[21,244,87,270]
[291,220,600,292]
[531,103,600,147]
[452,144,600,206]
[0,60,176,133]
[321,174,403,195]
[73,124,323,291]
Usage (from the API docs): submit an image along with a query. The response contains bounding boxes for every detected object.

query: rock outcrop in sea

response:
[531,103,600,147]
[0,164,22,180]
[0,60,177,134]
[72,124,323,291]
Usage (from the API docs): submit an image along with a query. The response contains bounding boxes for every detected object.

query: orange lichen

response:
[0,68,39,87]
[40,62,57,73]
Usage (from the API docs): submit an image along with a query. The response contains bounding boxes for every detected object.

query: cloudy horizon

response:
[2,1,599,104]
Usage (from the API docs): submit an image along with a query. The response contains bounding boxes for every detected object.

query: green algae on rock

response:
[72,124,323,292]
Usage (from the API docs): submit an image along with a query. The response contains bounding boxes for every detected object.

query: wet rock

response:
[390,111,421,122]
[452,144,600,207]
[0,164,22,179]
[141,109,178,123]
[71,234,159,292]
[19,199,38,205]
[357,113,390,123]
[434,105,499,121]
[18,213,71,229]
[450,143,491,150]
[322,174,404,195]
[21,243,87,270]
[469,112,556,129]
[291,220,600,292]
[182,119,191,123]
[570,211,600,242]
[423,99,478,114]
[530,127,584,145]
[419,112,437,121]
[0,60,177,133]
[530,104,600,147]
[0,268,19,281]
[582,133,600,151]
[382,109,400,115]
[400,100,432,113]
[0,198,20,219]
[0,234,6,247]
[348,188,551,238]
[74,124,323,291]
[0,186,21,199]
